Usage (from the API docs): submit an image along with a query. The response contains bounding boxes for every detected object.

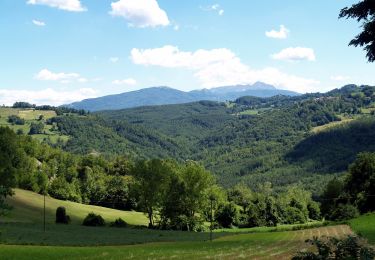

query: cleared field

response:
[0,225,353,260]
[0,108,56,120]
[348,213,375,244]
[311,118,353,133]
[0,108,69,143]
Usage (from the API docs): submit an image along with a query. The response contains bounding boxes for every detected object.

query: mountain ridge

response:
[67,82,299,111]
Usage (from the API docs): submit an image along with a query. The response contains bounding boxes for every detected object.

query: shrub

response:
[28,122,44,135]
[55,207,70,224]
[7,115,25,125]
[307,201,321,220]
[110,218,128,228]
[283,207,306,224]
[330,204,359,221]
[82,213,105,227]
[292,236,375,259]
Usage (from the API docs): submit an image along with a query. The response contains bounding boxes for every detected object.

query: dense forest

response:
[39,84,375,193]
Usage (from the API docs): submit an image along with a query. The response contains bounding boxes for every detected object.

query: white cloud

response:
[331,75,350,81]
[131,45,319,92]
[110,57,119,63]
[32,19,46,26]
[27,0,86,12]
[201,4,224,16]
[109,0,170,28]
[0,88,97,106]
[35,69,80,81]
[112,78,137,85]
[272,47,316,62]
[265,25,289,39]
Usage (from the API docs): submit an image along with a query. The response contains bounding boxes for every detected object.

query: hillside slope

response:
[3,189,148,226]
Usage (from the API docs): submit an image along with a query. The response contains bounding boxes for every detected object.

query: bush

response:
[8,115,25,125]
[82,213,105,226]
[283,207,307,224]
[307,201,321,220]
[110,218,128,228]
[55,207,70,224]
[329,204,359,221]
[28,122,44,135]
[292,236,375,259]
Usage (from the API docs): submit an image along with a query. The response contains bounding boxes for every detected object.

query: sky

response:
[0,0,374,105]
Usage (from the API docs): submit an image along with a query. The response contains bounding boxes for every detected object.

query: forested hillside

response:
[41,84,375,193]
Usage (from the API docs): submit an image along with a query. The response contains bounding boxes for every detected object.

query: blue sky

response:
[0,0,374,105]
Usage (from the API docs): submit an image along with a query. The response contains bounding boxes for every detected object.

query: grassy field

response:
[0,189,371,259]
[0,225,353,259]
[0,107,69,144]
[311,118,354,133]
[3,189,148,226]
[348,213,375,244]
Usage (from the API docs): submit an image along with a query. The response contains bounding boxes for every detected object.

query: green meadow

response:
[0,189,370,260]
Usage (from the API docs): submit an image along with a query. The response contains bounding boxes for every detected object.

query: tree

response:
[0,127,21,215]
[345,152,375,212]
[339,0,375,62]
[132,159,174,228]
[216,203,238,228]
[29,122,44,135]
[320,178,344,218]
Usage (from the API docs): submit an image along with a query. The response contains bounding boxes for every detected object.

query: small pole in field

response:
[209,195,215,242]
[43,192,46,233]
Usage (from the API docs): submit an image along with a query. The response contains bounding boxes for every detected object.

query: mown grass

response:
[348,212,375,244]
[0,225,353,260]
[3,189,148,226]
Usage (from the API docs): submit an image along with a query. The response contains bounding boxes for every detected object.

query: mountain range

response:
[67,82,299,111]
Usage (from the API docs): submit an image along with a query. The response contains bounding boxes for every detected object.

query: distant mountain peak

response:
[67,82,299,111]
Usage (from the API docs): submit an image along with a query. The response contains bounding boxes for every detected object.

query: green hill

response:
[3,189,147,226]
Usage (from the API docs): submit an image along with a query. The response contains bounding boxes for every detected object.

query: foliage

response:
[110,218,128,228]
[55,206,70,224]
[7,115,25,125]
[28,122,44,135]
[82,213,105,227]
[330,204,359,221]
[0,127,19,215]
[339,0,375,62]
[346,152,375,213]
[215,203,238,228]
[292,236,375,259]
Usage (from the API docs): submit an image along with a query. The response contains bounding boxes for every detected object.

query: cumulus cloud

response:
[34,69,80,81]
[0,88,97,106]
[271,47,316,62]
[201,4,224,16]
[331,75,350,81]
[265,25,289,39]
[32,19,46,26]
[131,45,319,92]
[27,0,86,12]
[110,57,119,63]
[112,78,137,85]
[34,69,90,84]
[109,0,170,28]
